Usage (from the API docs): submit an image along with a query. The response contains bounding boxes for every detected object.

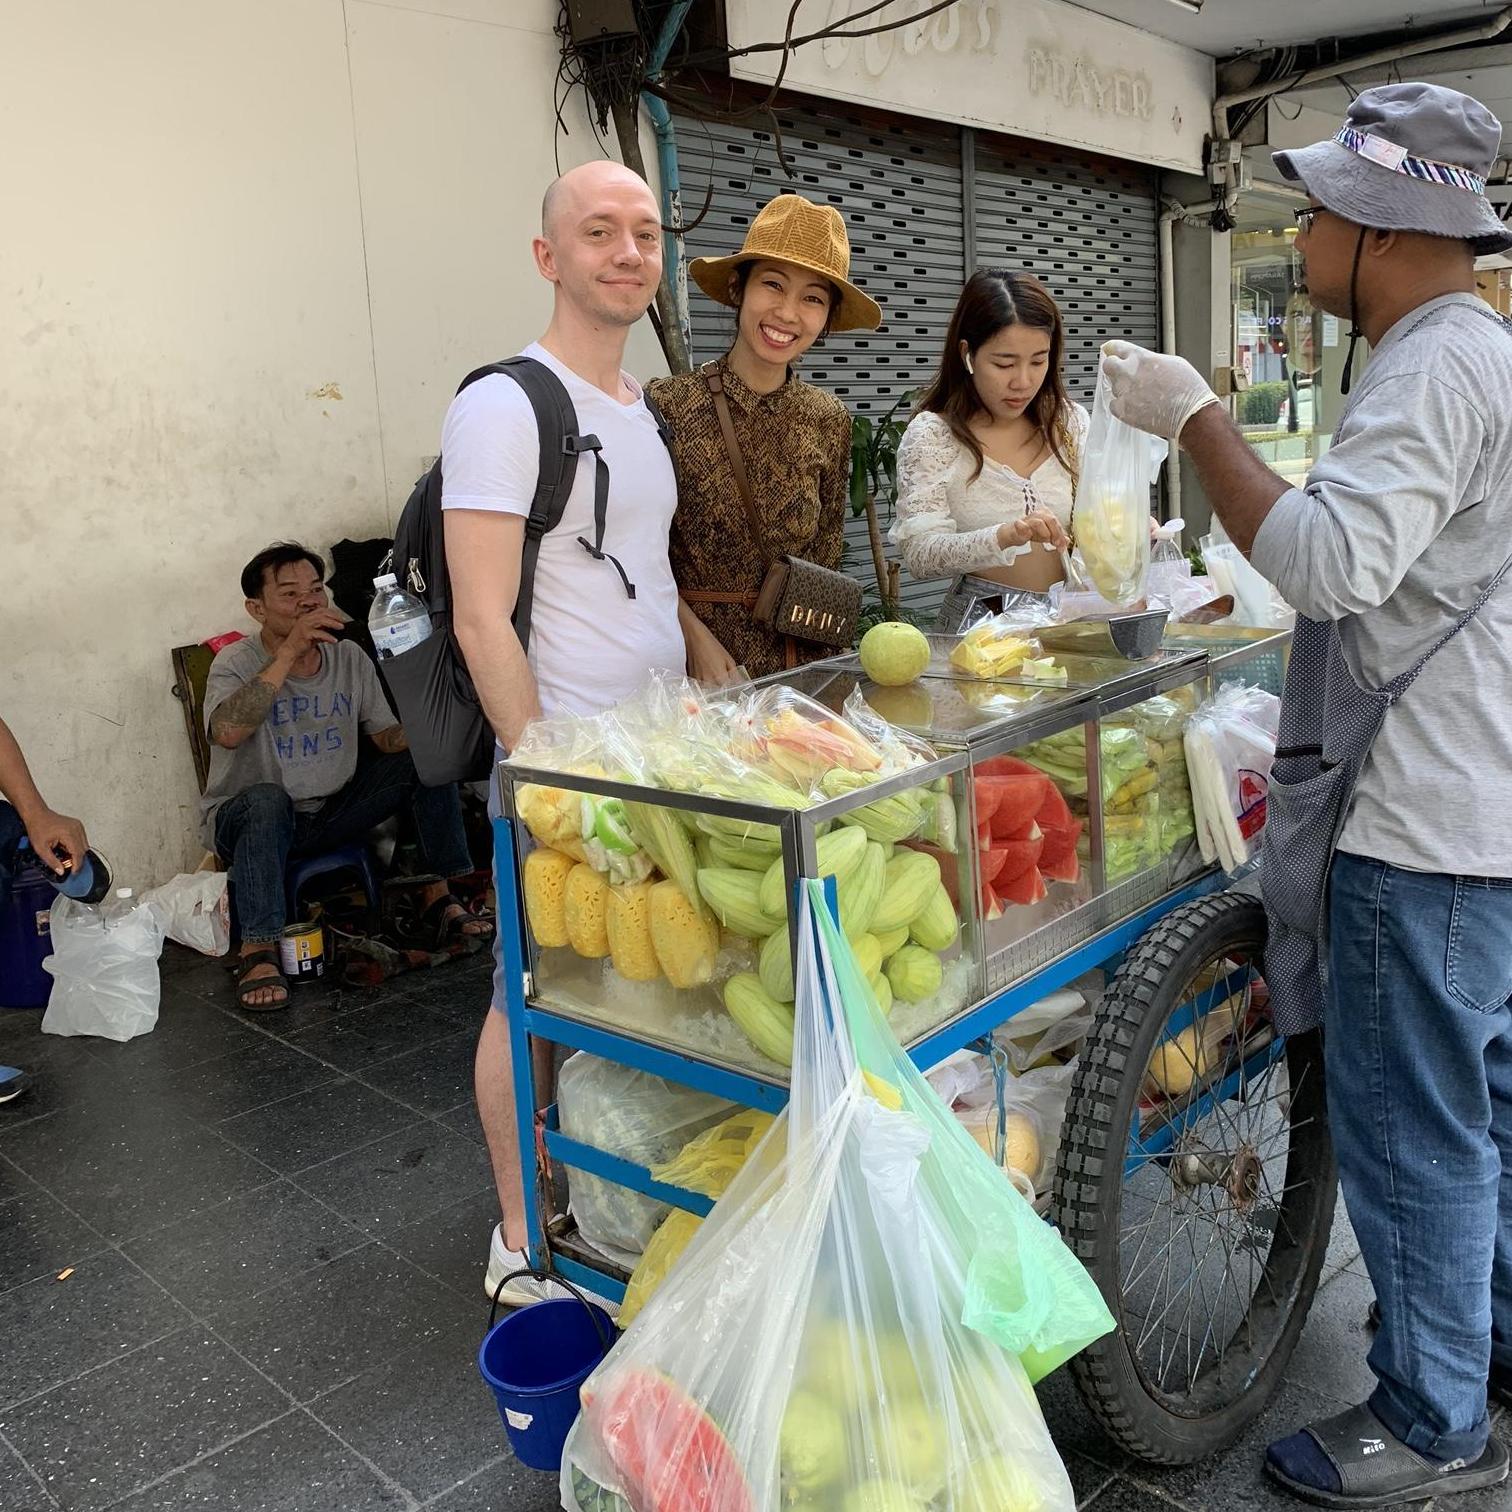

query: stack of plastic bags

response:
[1183,684,1281,874]
[561,882,1114,1512]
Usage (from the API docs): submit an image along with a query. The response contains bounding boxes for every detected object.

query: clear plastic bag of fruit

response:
[948,612,1045,679]
[556,1054,736,1268]
[730,684,894,798]
[1071,364,1164,605]
[619,1110,777,1328]
[560,883,1114,1512]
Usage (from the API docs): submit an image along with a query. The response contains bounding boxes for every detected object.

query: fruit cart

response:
[494,623,1331,1467]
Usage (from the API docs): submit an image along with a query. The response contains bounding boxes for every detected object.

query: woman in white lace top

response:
[892,270,1082,602]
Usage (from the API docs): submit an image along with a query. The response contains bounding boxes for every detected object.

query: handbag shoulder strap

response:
[701,360,773,566]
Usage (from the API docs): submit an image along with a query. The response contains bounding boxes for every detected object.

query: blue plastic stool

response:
[285,844,380,919]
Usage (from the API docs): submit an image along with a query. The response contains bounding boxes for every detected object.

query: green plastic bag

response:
[815,887,1116,1381]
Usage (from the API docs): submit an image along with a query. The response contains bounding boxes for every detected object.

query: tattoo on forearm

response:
[210,677,278,739]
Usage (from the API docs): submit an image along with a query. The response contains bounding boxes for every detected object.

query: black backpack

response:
[378,355,671,786]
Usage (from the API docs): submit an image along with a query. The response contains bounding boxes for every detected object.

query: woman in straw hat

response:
[892,268,1074,624]
[650,193,882,682]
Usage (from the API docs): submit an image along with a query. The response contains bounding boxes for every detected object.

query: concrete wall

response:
[1,0,666,886]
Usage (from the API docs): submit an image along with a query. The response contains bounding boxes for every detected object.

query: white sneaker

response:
[483,1224,619,1319]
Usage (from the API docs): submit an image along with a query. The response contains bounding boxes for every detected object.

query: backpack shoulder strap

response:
[641,387,673,452]
[455,356,587,652]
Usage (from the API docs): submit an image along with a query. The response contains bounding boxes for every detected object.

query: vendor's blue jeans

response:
[1326,852,1512,1466]
[213,749,472,944]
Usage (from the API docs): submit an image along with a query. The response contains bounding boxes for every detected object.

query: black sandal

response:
[234,945,290,1011]
[1265,1402,1510,1508]
[396,893,494,949]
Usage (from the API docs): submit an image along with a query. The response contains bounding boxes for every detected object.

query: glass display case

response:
[498,629,1299,1084]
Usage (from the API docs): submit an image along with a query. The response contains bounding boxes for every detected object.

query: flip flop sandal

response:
[234,945,290,1012]
[1265,1403,1510,1508]
[1365,1301,1512,1408]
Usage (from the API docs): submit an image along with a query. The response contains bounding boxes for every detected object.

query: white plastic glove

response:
[1100,340,1220,443]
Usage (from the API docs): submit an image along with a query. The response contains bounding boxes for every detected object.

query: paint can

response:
[279,919,325,981]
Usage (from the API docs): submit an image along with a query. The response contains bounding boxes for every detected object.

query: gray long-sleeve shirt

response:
[1250,294,1512,878]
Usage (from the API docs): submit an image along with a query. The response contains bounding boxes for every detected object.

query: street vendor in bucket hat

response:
[1273,82,1512,390]
[1274,80,1512,254]
[1094,80,1512,1512]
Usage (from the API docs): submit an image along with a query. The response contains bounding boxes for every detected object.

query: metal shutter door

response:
[673,103,966,621]
[972,138,1160,405]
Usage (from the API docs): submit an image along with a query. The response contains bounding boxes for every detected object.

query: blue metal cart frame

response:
[494,631,1288,1305]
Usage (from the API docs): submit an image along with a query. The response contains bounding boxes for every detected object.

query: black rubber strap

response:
[570,437,636,600]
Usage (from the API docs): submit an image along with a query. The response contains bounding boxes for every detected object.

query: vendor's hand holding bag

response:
[702,363,861,650]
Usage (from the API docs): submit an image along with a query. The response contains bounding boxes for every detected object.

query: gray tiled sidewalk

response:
[1,945,1505,1509]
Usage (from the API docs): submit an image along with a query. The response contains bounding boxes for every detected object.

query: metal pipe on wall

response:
[644,0,696,360]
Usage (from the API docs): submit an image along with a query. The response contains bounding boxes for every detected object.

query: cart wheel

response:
[1051,890,1335,1466]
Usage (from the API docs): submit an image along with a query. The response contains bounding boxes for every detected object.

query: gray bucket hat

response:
[1273,81,1511,255]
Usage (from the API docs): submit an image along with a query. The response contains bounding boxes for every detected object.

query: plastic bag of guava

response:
[1071,363,1165,605]
[560,883,1113,1512]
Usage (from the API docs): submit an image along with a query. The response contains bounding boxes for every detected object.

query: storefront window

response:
[1230,197,1349,484]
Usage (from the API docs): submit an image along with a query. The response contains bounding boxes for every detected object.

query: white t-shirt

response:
[440,342,685,718]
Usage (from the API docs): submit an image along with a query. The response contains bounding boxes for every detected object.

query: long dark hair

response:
[916,269,1078,486]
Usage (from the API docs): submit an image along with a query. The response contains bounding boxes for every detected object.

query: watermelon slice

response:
[1041,848,1081,884]
[585,1368,754,1512]
[1035,781,1074,830]
[999,864,1049,908]
[993,824,1045,881]
[1038,817,1083,867]
[979,879,1004,921]
[996,818,1040,842]
[980,775,1049,838]
[972,778,1003,830]
[978,845,1010,886]
[975,754,1044,779]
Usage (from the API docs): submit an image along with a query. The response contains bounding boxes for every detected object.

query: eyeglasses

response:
[1295,206,1326,234]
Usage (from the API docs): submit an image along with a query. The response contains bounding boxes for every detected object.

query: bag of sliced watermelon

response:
[560,882,1113,1512]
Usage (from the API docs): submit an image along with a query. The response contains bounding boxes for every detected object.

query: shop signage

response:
[724,0,1213,174]
[1488,173,1512,225]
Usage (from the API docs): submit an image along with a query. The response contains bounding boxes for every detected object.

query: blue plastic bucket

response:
[0,859,56,1008]
[477,1271,614,1472]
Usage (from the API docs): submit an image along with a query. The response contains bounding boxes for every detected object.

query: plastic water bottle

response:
[368,573,432,660]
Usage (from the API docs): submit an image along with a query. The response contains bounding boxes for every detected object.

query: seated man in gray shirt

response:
[1103,84,1512,1510]
[204,542,490,1009]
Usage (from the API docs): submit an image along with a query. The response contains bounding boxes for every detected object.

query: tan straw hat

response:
[688,193,883,332]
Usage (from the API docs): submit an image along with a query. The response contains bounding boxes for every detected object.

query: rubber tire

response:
[1052,890,1336,1466]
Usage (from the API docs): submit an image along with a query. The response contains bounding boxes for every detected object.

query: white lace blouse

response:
[890,405,1089,581]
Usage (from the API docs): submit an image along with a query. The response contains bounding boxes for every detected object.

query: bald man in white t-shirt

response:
[444,161,690,1307]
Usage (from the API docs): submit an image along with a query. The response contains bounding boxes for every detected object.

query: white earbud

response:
[964,352,975,375]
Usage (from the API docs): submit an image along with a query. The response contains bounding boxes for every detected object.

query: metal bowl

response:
[1036,608,1171,661]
